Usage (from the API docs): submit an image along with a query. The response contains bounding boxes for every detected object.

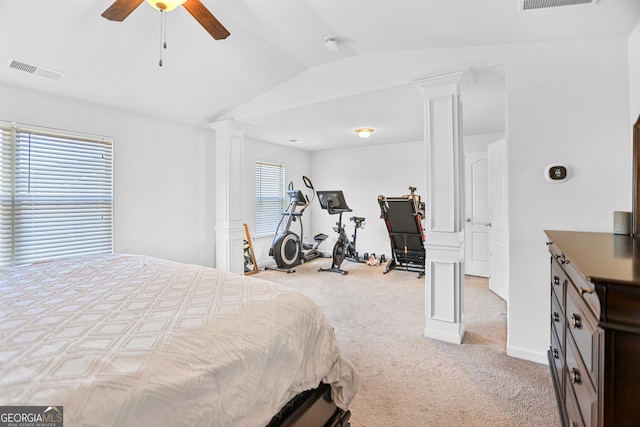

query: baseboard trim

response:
[424,324,465,345]
[506,345,549,365]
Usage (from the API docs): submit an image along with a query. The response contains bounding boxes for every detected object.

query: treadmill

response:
[377,186,426,278]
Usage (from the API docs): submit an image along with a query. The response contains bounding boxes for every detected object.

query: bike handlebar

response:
[303,175,313,190]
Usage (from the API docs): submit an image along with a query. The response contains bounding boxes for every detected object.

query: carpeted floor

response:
[257,258,560,427]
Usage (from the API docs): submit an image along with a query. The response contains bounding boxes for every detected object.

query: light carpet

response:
[257,258,560,427]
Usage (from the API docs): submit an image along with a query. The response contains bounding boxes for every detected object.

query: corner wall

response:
[504,38,631,361]
[0,82,217,267]
[310,140,427,264]
[243,138,311,266]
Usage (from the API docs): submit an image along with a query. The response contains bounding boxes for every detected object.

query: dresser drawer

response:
[552,290,565,347]
[564,259,600,319]
[565,382,586,427]
[566,333,598,427]
[566,282,600,387]
[550,325,564,394]
[551,256,566,309]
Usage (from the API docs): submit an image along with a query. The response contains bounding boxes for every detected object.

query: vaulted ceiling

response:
[1,0,639,150]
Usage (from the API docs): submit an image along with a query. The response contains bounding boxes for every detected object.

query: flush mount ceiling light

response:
[324,36,339,52]
[355,128,374,138]
[146,0,186,11]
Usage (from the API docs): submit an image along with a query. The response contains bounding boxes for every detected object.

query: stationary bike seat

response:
[314,233,328,242]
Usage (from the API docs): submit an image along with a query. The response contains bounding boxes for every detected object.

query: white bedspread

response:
[0,254,358,426]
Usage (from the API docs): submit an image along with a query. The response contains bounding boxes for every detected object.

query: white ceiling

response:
[1,0,639,151]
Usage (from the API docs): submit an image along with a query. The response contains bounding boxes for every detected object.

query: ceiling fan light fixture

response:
[146,0,186,12]
[355,128,374,138]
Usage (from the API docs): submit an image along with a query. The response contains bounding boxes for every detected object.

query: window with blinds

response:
[0,122,113,267]
[255,161,285,236]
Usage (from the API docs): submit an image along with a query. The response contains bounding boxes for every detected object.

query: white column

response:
[206,119,247,274]
[415,70,471,344]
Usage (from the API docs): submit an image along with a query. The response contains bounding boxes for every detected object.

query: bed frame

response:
[268,383,351,427]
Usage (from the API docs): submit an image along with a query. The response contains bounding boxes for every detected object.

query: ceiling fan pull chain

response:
[163,10,167,50]
[158,10,166,67]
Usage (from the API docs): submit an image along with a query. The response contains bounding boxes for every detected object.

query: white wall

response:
[504,38,631,361]
[630,21,640,121]
[309,140,426,263]
[243,138,311,266]
[0,82,217,267]
[464,132,505,154]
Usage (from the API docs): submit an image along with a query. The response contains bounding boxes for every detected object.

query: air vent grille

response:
[8,59,64,80]
[520,0,596,10]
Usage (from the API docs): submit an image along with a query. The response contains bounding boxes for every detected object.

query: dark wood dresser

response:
[545,230,640,427]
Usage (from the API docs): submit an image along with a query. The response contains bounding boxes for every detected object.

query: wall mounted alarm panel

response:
[545,164,570,183]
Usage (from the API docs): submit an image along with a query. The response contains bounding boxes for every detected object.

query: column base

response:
[215,224,244,274]
[424,319,465,344]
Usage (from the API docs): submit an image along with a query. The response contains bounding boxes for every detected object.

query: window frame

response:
[0,121,114,267]
[254,161,285,237]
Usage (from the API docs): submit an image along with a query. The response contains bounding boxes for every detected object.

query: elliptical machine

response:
[316,190,366,275]
[266,176,327,273]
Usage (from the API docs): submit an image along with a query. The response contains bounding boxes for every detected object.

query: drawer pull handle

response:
[553,276,560,286]
[571,313,582,329]
[580,286,594,296]
[570,367,581,384]
[552,312,560,323]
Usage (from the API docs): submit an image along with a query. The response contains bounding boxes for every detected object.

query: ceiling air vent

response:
[519,0,597,11]
[8,59,65,81]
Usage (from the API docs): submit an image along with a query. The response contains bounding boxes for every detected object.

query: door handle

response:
[484,222,492,227]
[465,218,471,222]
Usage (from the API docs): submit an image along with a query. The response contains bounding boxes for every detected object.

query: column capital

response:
[206,119,250,134]
[414,69,473,97]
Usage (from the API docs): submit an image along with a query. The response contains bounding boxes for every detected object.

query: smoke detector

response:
[519,0,597,11]
[324,36,339,52]
[8,59,65,81]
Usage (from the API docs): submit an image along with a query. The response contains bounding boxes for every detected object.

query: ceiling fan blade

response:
[182,0,230,40]
[101,0,145,21]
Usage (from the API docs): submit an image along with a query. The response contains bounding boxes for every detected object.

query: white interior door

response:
[464,152,489,277]
[487,139,509,301]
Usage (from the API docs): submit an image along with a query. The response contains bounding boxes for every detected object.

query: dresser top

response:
[544,230,640,286]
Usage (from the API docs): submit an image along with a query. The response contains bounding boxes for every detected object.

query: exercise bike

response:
[266,176,327,273]
[316,190,366,275]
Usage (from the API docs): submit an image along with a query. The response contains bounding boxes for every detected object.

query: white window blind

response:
[255,161,285,235]
[0,122,113,266]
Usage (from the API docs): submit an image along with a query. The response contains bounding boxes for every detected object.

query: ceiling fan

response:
[101,0,230,40]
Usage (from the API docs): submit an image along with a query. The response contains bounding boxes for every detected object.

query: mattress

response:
[0,254,358,426]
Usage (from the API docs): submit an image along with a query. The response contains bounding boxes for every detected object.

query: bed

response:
[0,254,358,426]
